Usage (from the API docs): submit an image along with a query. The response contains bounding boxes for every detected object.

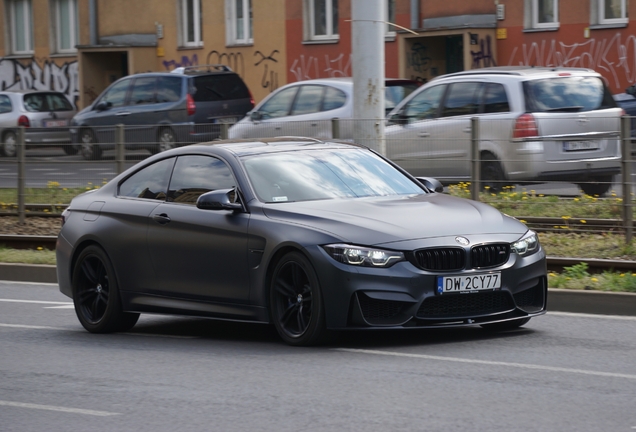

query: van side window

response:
[100,79,131,108]
[130,77,158,105]
[291,85,324,115]
[482,83,510,114]
[404,84,446,121]
[156,76,182,103]
[441,82,483,117]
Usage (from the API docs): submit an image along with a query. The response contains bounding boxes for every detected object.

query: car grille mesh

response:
[412,248,465,271]
[358,293,406,321]
[471,244,510,268]
[416,291,514,319]
[411,243,510,271]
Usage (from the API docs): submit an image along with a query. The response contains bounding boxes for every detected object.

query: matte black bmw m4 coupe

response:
[56,137,547,346]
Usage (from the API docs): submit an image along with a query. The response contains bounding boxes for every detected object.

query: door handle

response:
[115,112,131,116]
[152,213,171,224]
[418,132,430,137]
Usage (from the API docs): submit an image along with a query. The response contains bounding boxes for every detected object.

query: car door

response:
[429,81,485,180]
[385,83,447,177]
[238,85,299,138]
[84,78,133,144]
[124,76,161,146]
[280,84,349,138]
[147,154,251,303]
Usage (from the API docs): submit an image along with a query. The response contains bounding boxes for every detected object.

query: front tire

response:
[155,127,177,153]
[79,129,102,160]
[1,131,17,157]
[72,245,139,333]
[481,317,530,331]
[270,251,326,346]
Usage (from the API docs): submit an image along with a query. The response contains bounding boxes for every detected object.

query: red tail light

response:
[513,113,539,139]
[186,94,196,116]
[18,115,30,127]
[248,89,255,109]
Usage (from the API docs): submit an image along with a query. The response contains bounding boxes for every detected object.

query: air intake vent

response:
[417,291,514,319]
[471,244,510,268]
[412,248,465,271]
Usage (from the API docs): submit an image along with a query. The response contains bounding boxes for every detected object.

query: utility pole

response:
[351,0,386,155]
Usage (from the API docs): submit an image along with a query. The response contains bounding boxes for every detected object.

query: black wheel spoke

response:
[81,259,98,284]
[297,305,307,331]
[291,263,305,288]
[280,303,298,326]
[275,279,296,298]
[77,288,96,305]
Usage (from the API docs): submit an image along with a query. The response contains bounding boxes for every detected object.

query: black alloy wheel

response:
[79,129,102,160]
[270,252,326,346]
[72,245,139,333]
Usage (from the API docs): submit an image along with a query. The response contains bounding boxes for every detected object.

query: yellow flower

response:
[37,246,43,251]
[580,220,586,224]
[591,277,598,282]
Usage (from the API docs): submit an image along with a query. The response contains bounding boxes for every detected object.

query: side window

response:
[156,76,182,103]
[404,84,446,121]
[167,155,235,204]
[23,94,46,112]
[100,79,131,108]
[118,158,175,200]
[291,85,324,115]
[130,77,157,105]
[482,83,510,114]
[46,93,73,111]
[441,82,483,117]
[0,95,12,114]
[259,87,298,119]
[322,86,347,111]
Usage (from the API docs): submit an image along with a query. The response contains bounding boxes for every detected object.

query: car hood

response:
[261,193,527,246]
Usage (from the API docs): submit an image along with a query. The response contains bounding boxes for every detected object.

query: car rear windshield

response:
[192,74,251,102]
[242,148,425,203]
[523,76,617,113]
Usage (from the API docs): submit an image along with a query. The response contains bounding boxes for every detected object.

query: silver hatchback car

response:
[386,67,622,196]
[0,90,77,157]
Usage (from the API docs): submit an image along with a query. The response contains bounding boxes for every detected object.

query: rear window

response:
[523,76,617,113]
[192,74,251,102]
[0,95,11,114]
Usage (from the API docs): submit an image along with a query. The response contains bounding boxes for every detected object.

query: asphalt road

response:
[2,281,636,431]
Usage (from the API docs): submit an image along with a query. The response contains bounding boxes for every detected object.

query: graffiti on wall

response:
[471,35,497,69]
[407,43,432,74]
[289,54,352,81]
[162,54,199,71]
[0,57,79,107]
[507,33,636,90]
[254,50,279,92]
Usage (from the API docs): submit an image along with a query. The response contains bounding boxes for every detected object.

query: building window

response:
[7,0,34,54]
[52,0,79,53]
[386,0,396,36]
[226,0,253,45]
[532,0,559,28]
[599,0,628,24]
[305,0,338,41]
[180,0,202,47]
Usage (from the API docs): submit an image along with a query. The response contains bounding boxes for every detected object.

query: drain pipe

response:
[89,0,98,45]
[410,0,420,29]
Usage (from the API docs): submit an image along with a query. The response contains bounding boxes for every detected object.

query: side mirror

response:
[196,188,243,211]
[627,85,636,96]
[416,177,444,193]
[388,112,408,125]
[95,101,111,111]
[250,111,263,121]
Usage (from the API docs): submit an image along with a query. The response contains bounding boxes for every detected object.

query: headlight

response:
[323,244,405,268]
[512,230,539,256]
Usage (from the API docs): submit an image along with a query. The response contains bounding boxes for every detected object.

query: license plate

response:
[437,272,501,294]
[214,117,238,124]
[44,119,68,127]
[563,140,599,151]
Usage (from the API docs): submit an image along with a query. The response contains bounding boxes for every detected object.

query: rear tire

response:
[481,317,530,331]
[1,131,17,158]
[79,129,102,160]
[578,176,613,197]
[481,153,508,192]
[269,251,327,346]
[72,245,139,333]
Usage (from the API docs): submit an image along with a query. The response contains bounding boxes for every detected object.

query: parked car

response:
[228,78,419,140]
[70,65,254,160]
[56,137,547,346]
[613,85,636,142]
[0,90,77,157]
[386,66,623,196]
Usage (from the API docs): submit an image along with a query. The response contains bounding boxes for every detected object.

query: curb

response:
[1,263,635,317]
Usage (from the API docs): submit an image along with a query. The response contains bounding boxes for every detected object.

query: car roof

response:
[0,90,67,95]
[276,77,419,89]
[191,136,365,157]
[433,66,599,81]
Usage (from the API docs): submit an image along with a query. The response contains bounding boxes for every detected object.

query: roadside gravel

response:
[0,216,61,236]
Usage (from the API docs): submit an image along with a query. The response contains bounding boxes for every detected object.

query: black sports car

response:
[56,137,547,346]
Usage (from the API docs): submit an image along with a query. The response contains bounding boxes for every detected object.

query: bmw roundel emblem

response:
[455,236,470,246]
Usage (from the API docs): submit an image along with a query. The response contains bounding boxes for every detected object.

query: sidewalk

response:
[3,263,635,317]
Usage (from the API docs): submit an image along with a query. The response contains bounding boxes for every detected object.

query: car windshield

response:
[242,148,425,203]
[524,76,616,112]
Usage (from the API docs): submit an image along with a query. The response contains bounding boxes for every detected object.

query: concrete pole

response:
[351,0,386,154]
